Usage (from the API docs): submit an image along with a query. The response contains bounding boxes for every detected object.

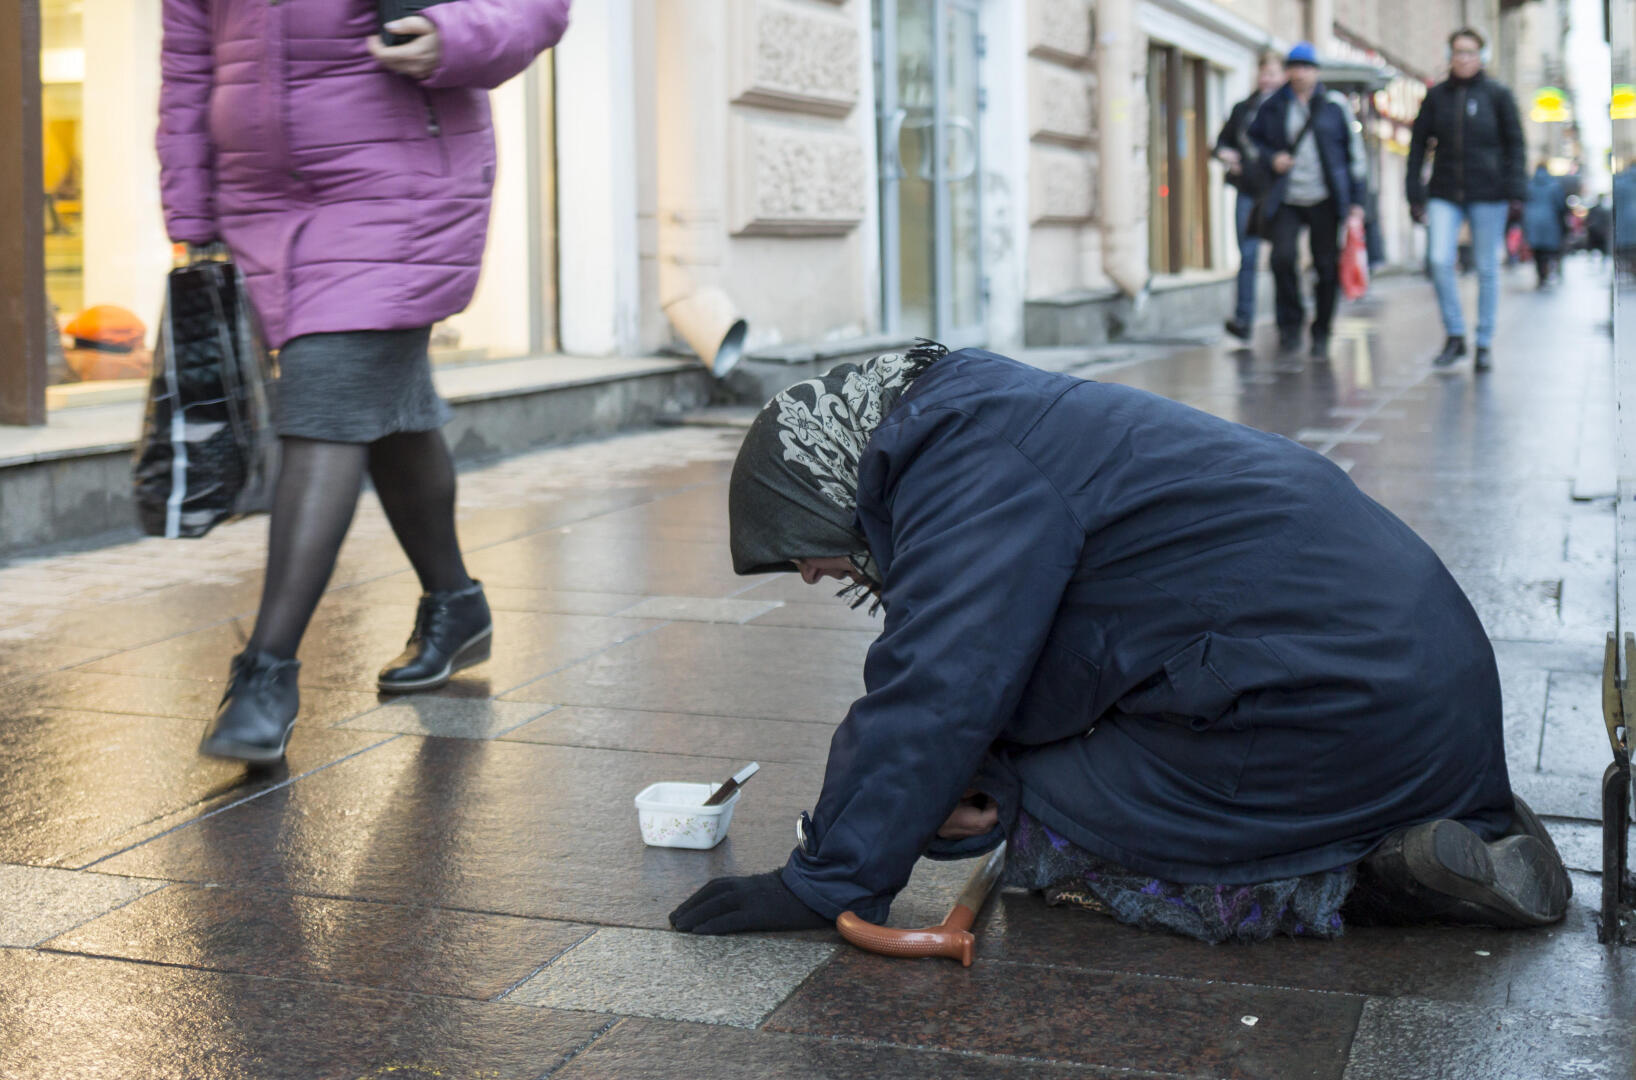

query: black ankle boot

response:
[200,650,301,764]
[378,581,492,693]
[1473,346,1492,372]
[1360,818,1569,928]
[1432,336,1466,367]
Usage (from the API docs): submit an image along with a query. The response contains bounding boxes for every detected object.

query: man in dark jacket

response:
[1215,49,1284,341]
[1406,28,1526,370]
[1247,42,1367,361]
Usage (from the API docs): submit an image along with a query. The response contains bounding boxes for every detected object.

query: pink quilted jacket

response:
[157,0,570,348]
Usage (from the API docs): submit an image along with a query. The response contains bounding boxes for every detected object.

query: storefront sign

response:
[1531,87,1573,124]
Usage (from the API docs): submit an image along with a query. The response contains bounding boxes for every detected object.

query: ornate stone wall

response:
[729,116,868,234]
[1027,0,1096,229]
[727,0,867,237]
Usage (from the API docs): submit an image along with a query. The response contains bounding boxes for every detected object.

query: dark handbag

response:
[132,258,276,539]
[379,0,457,45]
[1246,103,1321,241]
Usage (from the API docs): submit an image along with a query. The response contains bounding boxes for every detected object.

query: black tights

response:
[246,431,472,660]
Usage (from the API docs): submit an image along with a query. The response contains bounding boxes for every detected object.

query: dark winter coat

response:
[1214,90,1268,192]
[1405,73,1526,208]
[1523,168,1568,251]
[780,350,1514,922]
[1245,83,1365,220]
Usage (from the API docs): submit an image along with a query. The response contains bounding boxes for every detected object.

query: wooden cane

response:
[835,842,1006,967]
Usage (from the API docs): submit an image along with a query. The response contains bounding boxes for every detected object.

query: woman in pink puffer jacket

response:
[158,0,569,765]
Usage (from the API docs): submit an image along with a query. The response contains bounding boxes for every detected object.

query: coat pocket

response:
[1007,637,1103,745]
[1116,634,1244,730]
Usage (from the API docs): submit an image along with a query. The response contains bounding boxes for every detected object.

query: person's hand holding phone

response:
[368,16,442,79]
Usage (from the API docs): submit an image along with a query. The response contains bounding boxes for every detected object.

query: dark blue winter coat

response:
[1523,167,1568,251]
[1246,83,1365,219]
[780,349,1514,922]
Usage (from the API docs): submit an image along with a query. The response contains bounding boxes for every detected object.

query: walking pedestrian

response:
[1406,28,1526,371]
[668,346,1570,941]
[158,0,571,764]
[1586,194,1611,261]
[1522,163,1568,288]
[1215,50,1284,342]
[1245,42,1367,362]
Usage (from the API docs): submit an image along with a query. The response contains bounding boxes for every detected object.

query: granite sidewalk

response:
[0,261,1631,1079]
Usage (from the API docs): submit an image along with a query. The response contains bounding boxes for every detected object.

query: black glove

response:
[669,871,830,935]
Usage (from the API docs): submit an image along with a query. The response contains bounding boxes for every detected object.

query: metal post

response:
[0,0,47,426]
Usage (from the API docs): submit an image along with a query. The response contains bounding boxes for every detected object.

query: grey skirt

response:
[273,327,451,443]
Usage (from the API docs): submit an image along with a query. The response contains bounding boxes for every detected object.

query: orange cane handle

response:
[836,911,975,965]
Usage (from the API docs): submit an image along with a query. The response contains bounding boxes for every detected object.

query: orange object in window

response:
[62,305,146,352]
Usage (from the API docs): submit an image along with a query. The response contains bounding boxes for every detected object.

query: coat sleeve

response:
[156,0,219,245]
[421,0,571,91]
[780,413,1084,922]
[1246,97,1278,158]
[1214,100,1243,156]
[1496,85,1527,202]
[1405,91,1433,207]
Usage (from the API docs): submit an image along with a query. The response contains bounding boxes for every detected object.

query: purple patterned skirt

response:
[999,811,1356,943]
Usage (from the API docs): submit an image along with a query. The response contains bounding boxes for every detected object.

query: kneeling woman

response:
[670,344,1569,942]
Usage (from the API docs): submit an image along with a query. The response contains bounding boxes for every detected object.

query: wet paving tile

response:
[616,596,785,624]
[1508,770,1605,822]
[1544,820,1612,875]
[95,738,826,928]
[1539,670,1615,778]
[1341,997,1634,1080]
[744,596,885,633]
[0,864,166,946]
[338,698,552,739]
[49,883,592,1000]
[502,621,871,724]
[332,574,645,617]
[554,1016,1140,1079]
[464,531,745,598]
[0,948,612,1080]
[505,927,833,1027]
[0,708,389,867]
[83,606,660,697]
[9,669,383,726]
[501,705,836,764]
[974,888,1517,1007]
[764,948,1364,1078]
[0,642,110,687]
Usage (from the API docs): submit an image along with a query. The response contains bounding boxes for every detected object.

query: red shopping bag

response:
[1341,218,1369,301]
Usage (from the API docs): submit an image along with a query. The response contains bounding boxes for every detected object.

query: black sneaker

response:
[1309,334,1330,361]
[200,650,301,764]
[1361,818,1569,927]
[1277,329,1303,355]
[1224,318,1253,342]
[378,581,493,693]
[1432,337,1466,367]
[1473,346,1492,372]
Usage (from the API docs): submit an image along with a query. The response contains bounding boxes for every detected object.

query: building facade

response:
[2,0,1502,429]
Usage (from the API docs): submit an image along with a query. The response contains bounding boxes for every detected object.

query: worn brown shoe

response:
[1361,817,1569,928]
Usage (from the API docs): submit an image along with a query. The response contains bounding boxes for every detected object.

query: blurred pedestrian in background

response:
[1586,194,1612,262]
[158,0,570,765]
[1406,28,1526,372]
[1246,42,1366,362]
[1522,163,1568,288]
[1215,49,1284,343]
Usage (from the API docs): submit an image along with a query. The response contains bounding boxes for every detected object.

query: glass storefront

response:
[37,0,553,400]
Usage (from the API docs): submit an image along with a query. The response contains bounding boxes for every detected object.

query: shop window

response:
[36,1,554,403]
[1147,43,1214,275]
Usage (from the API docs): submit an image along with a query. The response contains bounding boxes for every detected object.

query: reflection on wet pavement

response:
[0,268,1630,1078]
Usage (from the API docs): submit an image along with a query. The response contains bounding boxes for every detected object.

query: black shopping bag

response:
[132,259,277,538]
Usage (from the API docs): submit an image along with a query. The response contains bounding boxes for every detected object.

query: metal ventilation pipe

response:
[654,0,748,377]
[1095,0,1149,300]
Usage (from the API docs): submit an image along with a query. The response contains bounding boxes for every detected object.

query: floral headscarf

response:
[728,342,948,603]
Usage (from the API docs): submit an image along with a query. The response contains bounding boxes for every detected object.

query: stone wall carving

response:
[1030,145,1095,224]
[1029,60,1093,145]
[731,0,861,117]
[730,116,867,235]
[1029,0,1092,67]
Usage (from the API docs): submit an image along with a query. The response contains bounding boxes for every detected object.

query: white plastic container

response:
[634,781,740,849]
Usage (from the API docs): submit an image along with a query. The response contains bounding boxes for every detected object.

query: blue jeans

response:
[1426,198,1508,348]
[1234,190,1261,325]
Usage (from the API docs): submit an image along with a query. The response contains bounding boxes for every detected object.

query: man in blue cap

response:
[1247,42,1367,361]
